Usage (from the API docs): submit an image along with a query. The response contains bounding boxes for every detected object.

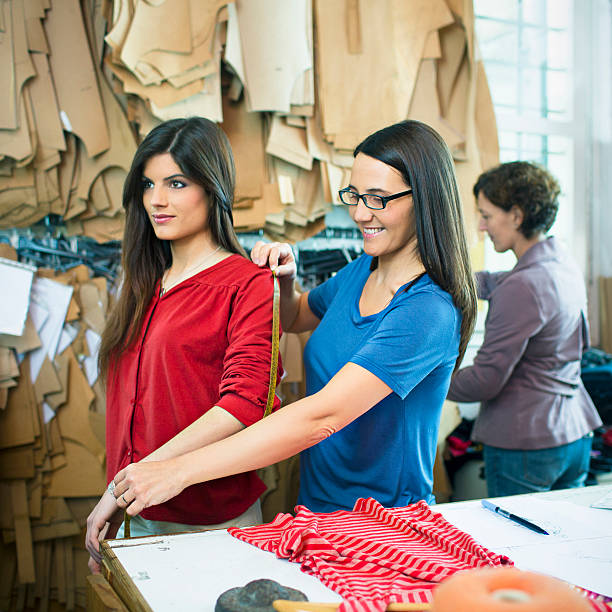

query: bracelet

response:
[107,480,116,497]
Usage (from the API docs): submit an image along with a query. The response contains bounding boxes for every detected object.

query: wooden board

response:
[87,574,129,612]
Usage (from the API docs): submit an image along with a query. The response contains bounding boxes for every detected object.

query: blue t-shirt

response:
[298,254,461,513]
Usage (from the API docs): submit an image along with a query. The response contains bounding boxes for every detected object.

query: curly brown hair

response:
[473,161,560,239]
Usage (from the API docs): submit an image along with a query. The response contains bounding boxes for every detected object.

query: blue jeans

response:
[483,434,593,498]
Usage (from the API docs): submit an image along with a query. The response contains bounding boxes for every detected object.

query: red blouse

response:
[105,255,282,525]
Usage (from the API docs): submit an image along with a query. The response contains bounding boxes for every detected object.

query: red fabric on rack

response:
[229,498,512,612]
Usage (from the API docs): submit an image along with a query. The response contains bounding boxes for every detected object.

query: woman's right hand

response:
[250,241,297,280]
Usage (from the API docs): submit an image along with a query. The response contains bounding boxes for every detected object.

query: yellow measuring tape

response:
[123,272,280,537]
[264,273,281,418]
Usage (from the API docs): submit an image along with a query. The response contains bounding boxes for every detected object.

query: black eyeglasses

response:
[338,188,413,210]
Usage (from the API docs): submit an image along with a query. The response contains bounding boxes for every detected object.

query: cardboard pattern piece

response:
[236,0,313,113]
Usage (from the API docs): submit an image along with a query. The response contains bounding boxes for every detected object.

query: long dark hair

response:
[354,120,477,368]
[98,117,246,380]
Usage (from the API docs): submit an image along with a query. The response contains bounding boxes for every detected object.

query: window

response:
[474,0,576,272]
[470,0,612,346]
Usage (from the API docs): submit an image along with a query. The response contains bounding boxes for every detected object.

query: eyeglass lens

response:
[341,191,385,209]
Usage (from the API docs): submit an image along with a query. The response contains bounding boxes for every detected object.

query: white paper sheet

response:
[83,328,101,386]
[57,322,79,356]
[493,497,612,539]
[28,278,73,382]
[502,536,612,597]
[107,529,342,611]
[42,401,55,424]
[437,492,612,597]
[439,496,612,546]
[591,488,612,510]
[225,3,246,86]
[29,299,50,333]
[0,258,36,335]
[437,503,550,548]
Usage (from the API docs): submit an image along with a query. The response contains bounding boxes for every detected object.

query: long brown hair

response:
[354,120,477,369]
[98,117,246,380]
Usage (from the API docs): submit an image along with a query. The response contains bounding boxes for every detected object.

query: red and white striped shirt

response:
[229,498,512,612]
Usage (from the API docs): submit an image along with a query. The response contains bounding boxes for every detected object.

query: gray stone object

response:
[215,579,308,612]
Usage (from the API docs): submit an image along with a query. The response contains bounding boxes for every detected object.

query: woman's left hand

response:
[85,489,123,567]
[112,458,187,516]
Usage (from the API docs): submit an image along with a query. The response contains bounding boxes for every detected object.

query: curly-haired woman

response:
[448,161,601,497]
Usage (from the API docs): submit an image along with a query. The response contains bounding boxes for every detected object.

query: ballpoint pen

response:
[481,499,550,535]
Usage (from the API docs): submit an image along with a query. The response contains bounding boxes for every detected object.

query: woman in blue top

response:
[106,120,477,515]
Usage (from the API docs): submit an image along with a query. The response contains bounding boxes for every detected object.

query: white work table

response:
[99,484,612,611]
[434,484,612,599]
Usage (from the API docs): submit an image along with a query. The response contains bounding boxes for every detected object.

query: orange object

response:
[431,568,591,612]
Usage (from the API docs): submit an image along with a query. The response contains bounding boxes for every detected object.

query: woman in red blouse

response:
[85,117,281,572]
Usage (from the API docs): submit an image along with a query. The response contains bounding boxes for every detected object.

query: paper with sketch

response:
[437,502,549,549]
[591,488,612,510]
[437,496,612,597]
[439,498,612,549]
[493,497,612,539]
[28,278,73,383]
[506,536,612,598]
[0,258,36,335]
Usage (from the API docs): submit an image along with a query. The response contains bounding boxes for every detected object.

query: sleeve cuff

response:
[349,357,407,399]
[307,289,325,320]
[216,392,269,427]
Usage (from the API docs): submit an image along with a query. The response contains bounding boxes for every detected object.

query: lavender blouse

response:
[448,237,602,449]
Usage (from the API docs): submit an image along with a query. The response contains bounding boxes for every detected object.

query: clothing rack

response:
[1,218,122,280]
[1,215,363,286]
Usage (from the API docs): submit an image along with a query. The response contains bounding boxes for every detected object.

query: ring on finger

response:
[121,494,128,505]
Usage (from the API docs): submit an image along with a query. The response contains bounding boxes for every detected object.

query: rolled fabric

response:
[431,568,591,612]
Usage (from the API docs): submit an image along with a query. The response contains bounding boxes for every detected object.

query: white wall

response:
[579,0,612,344]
